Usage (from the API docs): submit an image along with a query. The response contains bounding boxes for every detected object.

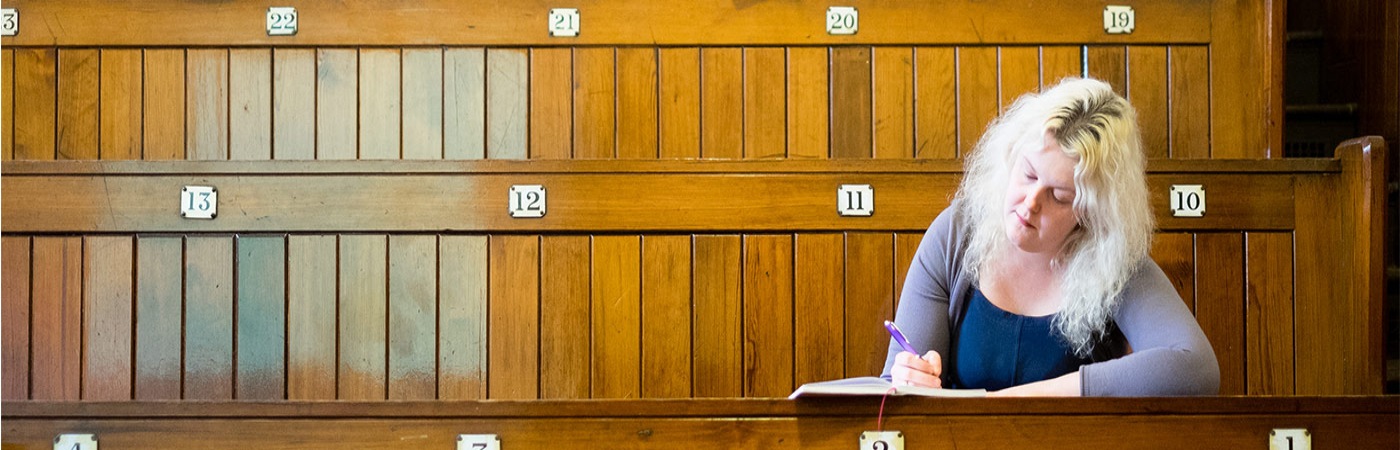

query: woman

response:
[881,78,1219,396]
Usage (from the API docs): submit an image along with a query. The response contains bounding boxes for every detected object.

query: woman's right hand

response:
[891,350,943,388]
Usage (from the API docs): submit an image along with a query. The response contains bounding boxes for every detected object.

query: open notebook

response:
[788,376,987,399]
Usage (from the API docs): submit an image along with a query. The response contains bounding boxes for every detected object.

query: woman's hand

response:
[987,371,1081,397]
[890,351,943,388]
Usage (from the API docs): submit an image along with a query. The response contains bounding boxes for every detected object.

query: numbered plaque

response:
[1269,429,1310,450]
[838,184,874,217]
[1169,184,1204,217]
[180,186,218,219]
[826,6,858,35]
[509,185,547,218]
[266,7,298,36]
[54,434,97,450]
[1,8,17,36]
[860,431,904,450]
[1103,5,1135,34]
[458,434,501,450]
[549,8,579,37]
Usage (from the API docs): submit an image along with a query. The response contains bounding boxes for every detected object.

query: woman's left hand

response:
[987,371,1082,397]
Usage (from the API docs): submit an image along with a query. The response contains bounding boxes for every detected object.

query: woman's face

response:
[1003,129,1080,257]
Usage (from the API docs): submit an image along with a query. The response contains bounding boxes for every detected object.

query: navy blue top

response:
[948,289,1093,390]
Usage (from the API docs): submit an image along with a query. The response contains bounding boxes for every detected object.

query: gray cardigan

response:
[880,204,1220,396]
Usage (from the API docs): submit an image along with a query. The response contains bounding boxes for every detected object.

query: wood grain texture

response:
[1149,233,1197,314]
[539,236,590,399]
[359,49,402,160]
[286,235,338,400]
[1168,46,1210,159]
[786,47,828,159]
[13,48,56,160]
[743,47,785,159]
[99,49,143,160]
[388,235,436,400]
[1085,46,1126,97]
[57,49,99,160]
[29,237,82,400]
[701,48,743,159]
[692,235,742,397]
[338,235,388,400]
[186,49,229,161]
[830,47,872,159]
[444,48,486,160]
[1194,233,1244,396]
[486,49,528,160]
[641,235,692,398]
[1128,46,1169,159]
[914,47,956,159]
[1040,46,1083,87]
[1,237,30,400]
[488,235,539,399]
[658,48,701,159]
[998,46,1039,111]
[228,49,272,161]
[894,232,922,311]
[846,233,895,377]
[873,47,913,159]
[957,47,998,158]
[743,234,793,397]
[144,49,185,160]
[528,48,572,160]
[1245,232,1293,395]
[574,48,616,160]
[82,236,133,400]
[2,49,12,159]
[616,48,659,159]
[135,237,182,399]
[316,49,358,160]
[1209,0,1271,158]
[235,235,286,400]
[273,49,315,160]
[402,49,444,160]
[438,235,488,400]
[794,234,844,385]
[184,236,234,400]
[591,236,642,399]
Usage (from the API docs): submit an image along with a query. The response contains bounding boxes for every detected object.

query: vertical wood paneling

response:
[958,47,998,158]
[14,48,56,160]
[388,235,436,400]
[1086,46,1127,97]
[893,232,922,312]
[846,233,895,377]
[488,235,539,399]
[1040,46,1083,87]
[29,237,82,400]
[2,49,12,158]
[831,47,872,159]
[99,50,143,160]
[144,49,185,160]
[229,49,272,161]
[438,235,488,400]
[444,48,486,160]
[235,235,286,400]
[1195,233,1245,396]
[658,48,701,159]
[692,235,742,397]
[743,47,785,159]
[701,48,743,159]
[135,237,182,399]
[286,235,337,400]
[184,236,234,400]
[787,47,828,159]
[1246,232,1294,395]
[873,47,913,159]
[1128,47,1169,159]
[486,49,528,160]
[82,236,133,400]
[539,236,590,399]
[1169,46,1210,159]
[359,49,401,160]
[794,234,844,385]
[1295,176,1343,394]
[57,49,99,160]
[1210,1,1270,159]
[617,48,658,159]
[574,48,617,160]
[641,235,692,398]
[1,237,30,399]
[1150,233,1198,313]
[999,46,1040,112]
[743,234,793,397]
[273,49,315,160]
[187,49,229,161]
[403,49,444,160]
[914,47,957,159]
[528,48,571,160]
[338,235,388,400]
[592,236,642,399]
[316,49,357,160]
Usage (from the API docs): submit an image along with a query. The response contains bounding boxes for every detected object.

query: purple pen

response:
[884,320,920,355]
